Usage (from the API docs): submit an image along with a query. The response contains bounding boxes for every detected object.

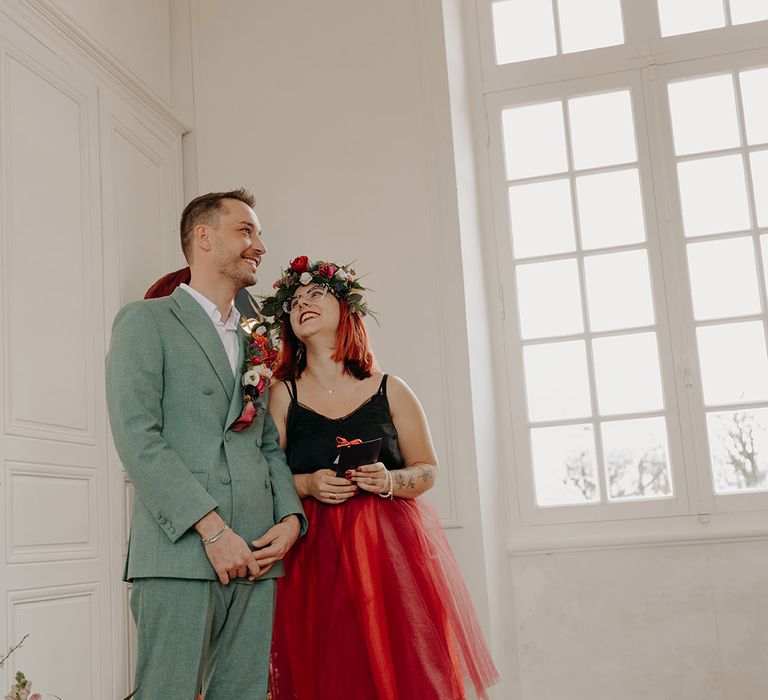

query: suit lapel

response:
[170,287,235,398]
[225,325,246,429]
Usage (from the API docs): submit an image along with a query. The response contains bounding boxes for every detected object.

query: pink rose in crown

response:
[318,263,336,278]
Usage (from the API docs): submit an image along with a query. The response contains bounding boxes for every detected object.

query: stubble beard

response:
[219,256,258,291]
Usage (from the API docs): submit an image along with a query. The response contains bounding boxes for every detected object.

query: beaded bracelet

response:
[201,524,229,545]
[378,470,394,500]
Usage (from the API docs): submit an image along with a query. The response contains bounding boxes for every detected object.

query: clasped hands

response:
[305,461,389,504]
[197,512,301,585]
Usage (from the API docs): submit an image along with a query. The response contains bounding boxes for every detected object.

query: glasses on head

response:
[283,284,329,314]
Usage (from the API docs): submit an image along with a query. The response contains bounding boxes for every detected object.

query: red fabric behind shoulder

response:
[144,267,191,299]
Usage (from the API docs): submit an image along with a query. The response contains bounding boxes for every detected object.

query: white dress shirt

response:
[179,284,241,375]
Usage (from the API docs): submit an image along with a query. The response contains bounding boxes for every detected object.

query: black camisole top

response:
[284,374,405,475]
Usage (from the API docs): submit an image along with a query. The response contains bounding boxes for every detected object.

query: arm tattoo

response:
[417,466,433,484]
[394,472,406,490]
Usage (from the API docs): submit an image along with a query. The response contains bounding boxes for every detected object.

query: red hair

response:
[273,298,375,380]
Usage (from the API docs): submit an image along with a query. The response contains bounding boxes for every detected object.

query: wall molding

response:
[5,461,98,563]
[3,0,189,134]
[508,523,768,556]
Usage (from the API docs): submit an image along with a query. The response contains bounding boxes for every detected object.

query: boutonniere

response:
[230,315,280,432]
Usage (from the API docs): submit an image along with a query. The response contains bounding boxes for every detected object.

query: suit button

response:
[255,437,262,447]
[203,388,213,395]
[225,434,232,442]
[220,474,231,485]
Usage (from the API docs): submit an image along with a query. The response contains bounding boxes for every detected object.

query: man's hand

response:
[204,530,261,584]
[251,515,301,577]
[195,511,260,584]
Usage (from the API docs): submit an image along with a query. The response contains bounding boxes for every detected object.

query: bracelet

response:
[378,470,394,500]
[201,525,229,545]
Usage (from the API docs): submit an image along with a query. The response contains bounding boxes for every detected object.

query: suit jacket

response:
[106,286,306,582]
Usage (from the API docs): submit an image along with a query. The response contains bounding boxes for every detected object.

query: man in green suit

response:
[106,188,306,699]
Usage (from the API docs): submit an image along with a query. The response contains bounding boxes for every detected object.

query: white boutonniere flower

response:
[242,369,261,387]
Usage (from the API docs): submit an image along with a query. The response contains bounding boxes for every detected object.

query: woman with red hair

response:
[265,257,498,700]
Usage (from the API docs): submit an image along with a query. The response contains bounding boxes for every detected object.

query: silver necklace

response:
[305,371,347,395]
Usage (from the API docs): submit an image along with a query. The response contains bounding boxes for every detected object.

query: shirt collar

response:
[179,283,240,330]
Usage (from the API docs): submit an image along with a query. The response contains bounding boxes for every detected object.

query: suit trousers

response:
[129,577,275,699]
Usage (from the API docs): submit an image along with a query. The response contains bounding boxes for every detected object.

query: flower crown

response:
[259,256,373,320]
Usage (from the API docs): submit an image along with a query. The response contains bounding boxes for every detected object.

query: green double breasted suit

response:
[106,286,306,698]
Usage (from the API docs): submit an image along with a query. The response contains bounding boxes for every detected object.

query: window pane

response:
[740,68,768,146]
[569,90,637,170]
[509,178,576,258]
[668,74,740,156]
[677,155,751,236]
[576,168,646,249]
[729,0,768,25]
[531,424,600,506]
[557,0,624,54]
[502,101,568,180]
[592,332,664,415]
[707,409,768,493]
[584,250,655,332]
[492,0,557,65]
[602,417,673,501]
[516,259,584,339]
[524,340,592,421]
[657,0,725,37]
[750,150,768,227]
[687,237,761,320]
[697,321,768,405]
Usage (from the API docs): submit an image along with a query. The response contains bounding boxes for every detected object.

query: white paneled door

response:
[0,8,184,698]
[0,21,109,700]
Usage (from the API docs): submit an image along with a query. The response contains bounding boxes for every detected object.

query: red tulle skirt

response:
[269,494,499,700]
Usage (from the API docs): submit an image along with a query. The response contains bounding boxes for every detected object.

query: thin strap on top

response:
[283,378,298,403]
[378,373,389,397]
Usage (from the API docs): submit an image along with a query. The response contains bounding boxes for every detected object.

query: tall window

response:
[479,1,768,543]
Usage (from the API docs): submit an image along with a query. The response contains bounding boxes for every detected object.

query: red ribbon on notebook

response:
[336,436,363,448]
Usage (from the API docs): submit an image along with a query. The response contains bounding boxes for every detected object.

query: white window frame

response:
[475,1,768,551]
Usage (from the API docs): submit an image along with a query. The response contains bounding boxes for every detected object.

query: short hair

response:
[179,188,255,261]
[273,297,376,381]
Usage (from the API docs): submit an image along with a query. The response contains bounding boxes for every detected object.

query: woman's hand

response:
[298,469,359,504]
[349,461,390,495]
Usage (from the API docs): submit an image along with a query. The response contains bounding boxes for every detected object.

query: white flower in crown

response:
[299,272,313,285]
[256,364,273,379]
[242,369,261,387]
[335,268,349,281]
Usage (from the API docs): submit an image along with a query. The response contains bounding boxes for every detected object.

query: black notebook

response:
[334,438,382,477]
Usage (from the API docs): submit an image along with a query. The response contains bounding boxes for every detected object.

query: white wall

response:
[511,540,768,700]
[50,0,171,101]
